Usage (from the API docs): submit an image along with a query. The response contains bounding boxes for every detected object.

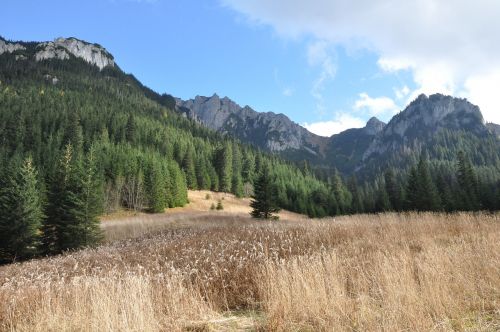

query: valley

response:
[1,201,498,331]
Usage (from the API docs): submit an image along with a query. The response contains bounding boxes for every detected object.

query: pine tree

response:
[145,159,168,213]
[406,156,442,211]
[73,146,103,246]
[250,163,281,219]
[182,146,197,190]
[348,175,363,214]
[195,154,211,190]
[43,145,103,254]
[456,151,480,211]
[231,142,244,197]
[385,169,403,211]
[375,185,392,212]
[216,142,232,192]
[405,166,420,211]
[0,157,44,262]
[330,169,351,214]
[242,153,255,184]
[125,114,136,144]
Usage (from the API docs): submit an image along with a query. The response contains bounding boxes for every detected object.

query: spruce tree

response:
[43,145,103,254]
[405,166,420,211]
[375,185,392,212]
[348,175,363,214]
[182,146,197,190]
[73,147,103,246]
[250,163,281,219]
[216,142,232,192]
[0,157,44,262]
[385,169,403,211]
[145,159,168,213]
[457,151,480,211]
[406,156,442,211]
[125,114,136,144]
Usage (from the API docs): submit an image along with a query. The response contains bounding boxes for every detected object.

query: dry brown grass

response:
[1,211,499,331]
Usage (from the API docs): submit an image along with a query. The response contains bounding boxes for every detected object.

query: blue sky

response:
[2,0,498,135]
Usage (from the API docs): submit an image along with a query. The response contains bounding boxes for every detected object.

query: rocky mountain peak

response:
[362,94,490,161]
[364,117,386,135]
[0,38,26,55]
[35,37,114,70]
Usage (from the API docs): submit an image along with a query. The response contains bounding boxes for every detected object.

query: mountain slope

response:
[357,94,500,178]
[0,36,336,218]
[176,94,326,156]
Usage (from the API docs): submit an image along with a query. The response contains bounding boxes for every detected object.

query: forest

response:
[0,54,499,262]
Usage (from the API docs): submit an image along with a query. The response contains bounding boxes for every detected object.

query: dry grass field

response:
[0,191,499,331]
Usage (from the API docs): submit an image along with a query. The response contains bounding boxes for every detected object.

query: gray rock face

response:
[364,117,386,135]
[487,123,500,138]
[363,94,488,160]
[176,94,324,153]
[0,39,25,55]
[35,38,114,70]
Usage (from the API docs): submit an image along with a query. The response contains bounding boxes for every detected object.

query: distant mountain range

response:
[2,36,499,179]
[175,92,499,176]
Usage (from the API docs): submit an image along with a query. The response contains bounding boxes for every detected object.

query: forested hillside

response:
[0,38,335,261]
[0,37,500,262]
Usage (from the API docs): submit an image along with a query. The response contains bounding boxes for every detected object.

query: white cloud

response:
[222,0,500,124]
[307,41,337,115]
[394,85,410,100]
[354,93,399,116]
[303,114,365,137]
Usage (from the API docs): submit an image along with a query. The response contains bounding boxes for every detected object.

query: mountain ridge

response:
[2,35,499,179]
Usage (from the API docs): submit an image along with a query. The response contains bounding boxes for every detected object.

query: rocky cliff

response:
[176,94,325,154]
[363,94,488,160]
[0,36,114,70]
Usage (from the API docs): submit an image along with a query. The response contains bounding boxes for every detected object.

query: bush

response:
[216,200,224,210]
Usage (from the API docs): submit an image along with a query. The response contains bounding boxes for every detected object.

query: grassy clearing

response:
[1,206,499,331]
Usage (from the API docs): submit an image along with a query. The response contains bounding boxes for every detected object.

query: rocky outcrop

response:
[35,38,114,70]
[487,123,500,138]
[176,94,324,153]
[363,117,386,135]
[363,94,488,160]
[0,39,25,55]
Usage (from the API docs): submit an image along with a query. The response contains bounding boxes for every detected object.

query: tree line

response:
[0,53,499,262]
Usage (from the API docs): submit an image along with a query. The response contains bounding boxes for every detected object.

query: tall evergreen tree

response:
[406,156,442,211]
[43,145,103,254]
[125,114,136,144]
[456,151,480,211]
[0,157,44,262]
[145,158,168,213]
[250,163,281,219]
[216,142,233,192]
[182,145,197,190]
[385,169,403,211]
[348,175,363,214]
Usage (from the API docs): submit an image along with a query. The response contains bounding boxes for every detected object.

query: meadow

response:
[0,191,498,331]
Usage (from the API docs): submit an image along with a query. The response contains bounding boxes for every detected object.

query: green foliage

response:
[250,163,281,219]
[405,156,442,211]
[0,157,44,262]
[216,200,224,210]
[42,144,102,255]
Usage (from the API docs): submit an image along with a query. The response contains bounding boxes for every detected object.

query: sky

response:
[2,0,499,136]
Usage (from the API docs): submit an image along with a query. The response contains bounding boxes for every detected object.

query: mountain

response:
[176,94,325,156]
[356,94,500,178]
[1,36,498,183]
[175,94,392,169]
[323,117,386,174]
[0,36,337,218]
[0,36,114,70]
[487,123,500,138]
